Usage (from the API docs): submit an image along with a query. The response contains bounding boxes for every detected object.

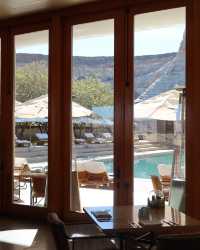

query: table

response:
[84,205,200,236]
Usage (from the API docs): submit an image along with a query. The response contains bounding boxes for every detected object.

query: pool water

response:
[98,153,174,179]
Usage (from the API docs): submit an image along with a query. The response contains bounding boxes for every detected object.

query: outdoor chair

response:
[101,132,113,143]
[31,174,47,205]
[84,132,97,143]
[151,175,169,201]
[74,138,86,144]
[35,132,48,145]
[15,136,31,147]
[157,164,171,189]
[83,132,105,144]
[152,233,200,250]
[48,213,117,250]
[14,158,31,191]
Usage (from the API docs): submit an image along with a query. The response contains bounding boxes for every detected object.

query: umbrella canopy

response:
[15,94,93,121]
[73,116,113,126]
[134,89,182,121]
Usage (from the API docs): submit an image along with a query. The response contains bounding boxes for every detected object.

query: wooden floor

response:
[0,216,118,250]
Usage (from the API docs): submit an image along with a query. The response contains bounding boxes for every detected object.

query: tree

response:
[72,77,113,109]
[16,61,48,102]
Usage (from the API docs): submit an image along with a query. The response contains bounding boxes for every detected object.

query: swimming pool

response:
[97,152,174,179]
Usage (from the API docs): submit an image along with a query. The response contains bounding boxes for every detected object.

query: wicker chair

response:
[31,174,47,205]
[151,175,169,201]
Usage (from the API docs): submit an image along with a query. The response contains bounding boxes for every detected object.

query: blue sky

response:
[16,25,185,57]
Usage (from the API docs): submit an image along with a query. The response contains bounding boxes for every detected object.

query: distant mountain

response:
[136,33,185,102]
[16,52,179,99]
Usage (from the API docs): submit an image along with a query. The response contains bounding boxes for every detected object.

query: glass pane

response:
[71,19,114,211]
[134,8,186,206]
[14,30,49,207]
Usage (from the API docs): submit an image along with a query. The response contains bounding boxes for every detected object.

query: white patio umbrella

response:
[15,94,94,121]
[134,89,182,121]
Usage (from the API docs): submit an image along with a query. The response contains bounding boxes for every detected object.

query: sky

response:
[16,25,185,57]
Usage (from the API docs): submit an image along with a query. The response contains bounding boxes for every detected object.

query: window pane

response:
[71,19,114,211]
[134,8,186,206]
[14,30,49,207]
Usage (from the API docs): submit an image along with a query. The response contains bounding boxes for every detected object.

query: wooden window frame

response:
[0,0,199,220]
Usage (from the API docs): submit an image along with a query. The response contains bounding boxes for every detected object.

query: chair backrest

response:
[102,133,112,139]
[35,133,48,140]
[156,233,200,250]
[151,175,162,191]
[157,164,171,177]
[48,213,70,250]
[84,133,95,140]
[32,175,46,198]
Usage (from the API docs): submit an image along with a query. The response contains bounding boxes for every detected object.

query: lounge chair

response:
[84,132,105,144]
[74,138,86,144]
[15,136,31,147]
[101,132,113,143]
[76,160,111,188]
[35,132,48,145]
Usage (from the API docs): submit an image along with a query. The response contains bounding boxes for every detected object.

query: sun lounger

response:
[15,136,31,147]
[74,138,86,144]
[35,133,48,145]
[76,160,111,188]
[101,133,113,143]
[84,133,105,144]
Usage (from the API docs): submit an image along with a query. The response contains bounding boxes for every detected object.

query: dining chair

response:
[126,232,155,250]
[48,213,70,250]
[153,233,200,250]
[48,213,117,250]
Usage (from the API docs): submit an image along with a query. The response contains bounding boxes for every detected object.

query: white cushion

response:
[76,160,106,174]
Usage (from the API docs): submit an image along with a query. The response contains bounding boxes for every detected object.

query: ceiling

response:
[14,7,185,50]
[0,0,98,19]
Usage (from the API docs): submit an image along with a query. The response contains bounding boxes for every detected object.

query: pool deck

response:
[14,177,153,207]
[15,140,173,164]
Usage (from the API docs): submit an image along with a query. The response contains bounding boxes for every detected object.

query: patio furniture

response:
[154,233,200,250]
[48,213,117,250]
[101,132,113,143]
[84,205,200,250]
[151,175,169,200]
[31,174,47,205]
[84,132,97,143]
[15,136,31,147]
[157,164,171,189]
[14,158,31,197]
[84,132,106,144]
[74,138,86,144]
[76,160,111,188]
[35,132,48,145]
